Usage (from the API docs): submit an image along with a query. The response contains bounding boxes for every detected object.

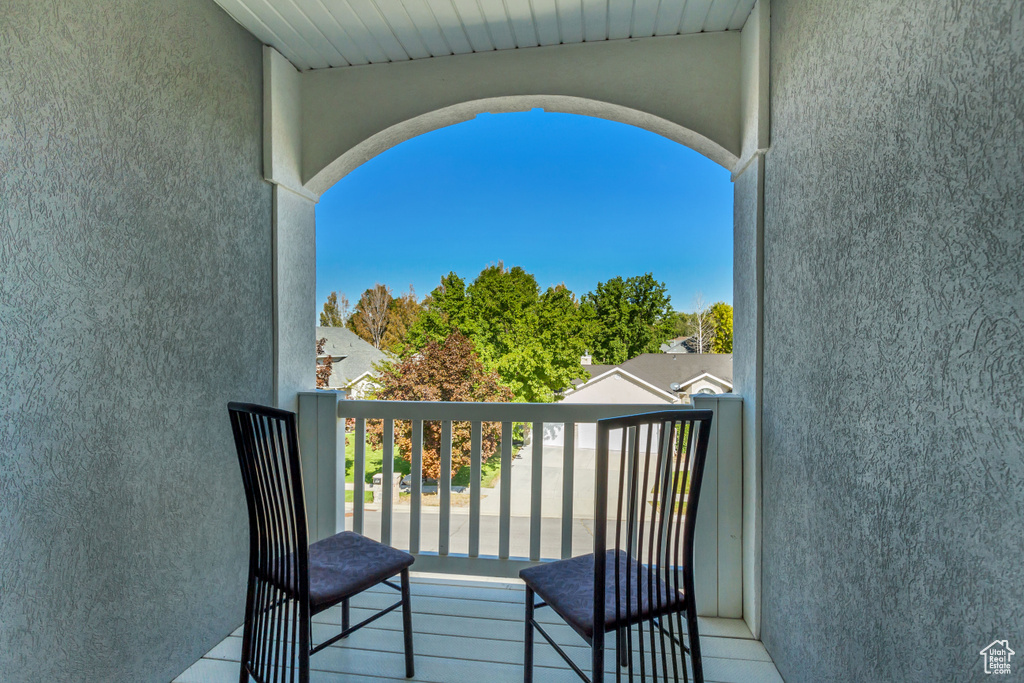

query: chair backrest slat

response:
[229,403,311,683]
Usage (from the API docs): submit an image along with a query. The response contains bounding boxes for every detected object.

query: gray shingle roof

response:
[659,336,700,353]
[615,353,732,393]
[571,364,616,387]
[316,326,389,388]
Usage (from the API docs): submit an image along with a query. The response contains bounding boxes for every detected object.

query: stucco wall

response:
[0,2,271,681]
[761,1,1024,681]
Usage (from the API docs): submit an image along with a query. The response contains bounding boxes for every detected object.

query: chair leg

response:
[592,624,605,683]
[341,598,350,636]
[618,627,629,668]
[524,586,534,683]
[401,569,415,678]
[238,578,255,683]
[686,609,703,683]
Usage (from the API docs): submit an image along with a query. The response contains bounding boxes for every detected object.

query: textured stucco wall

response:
[761,1,1024,681]
[0,2,272,681]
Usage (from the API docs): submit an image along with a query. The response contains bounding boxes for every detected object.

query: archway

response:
[263,12,769,633]
[307,95,736,197]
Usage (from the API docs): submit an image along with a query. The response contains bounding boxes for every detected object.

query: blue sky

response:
[315,109,733,314]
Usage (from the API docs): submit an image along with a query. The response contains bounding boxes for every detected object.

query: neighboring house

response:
[568,353,733,405]
[316,326,388,398]
[554,353,733,447]
[660,336,700,353]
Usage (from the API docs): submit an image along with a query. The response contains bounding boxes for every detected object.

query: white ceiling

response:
[214,0,756,70]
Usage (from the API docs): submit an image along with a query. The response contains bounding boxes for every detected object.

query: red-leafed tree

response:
[367,332,512,480]
[316,337,333,389]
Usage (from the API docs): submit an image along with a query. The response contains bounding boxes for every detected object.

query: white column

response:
[264,46,320,412]
[731,0,770,637]
[273,186,316,411]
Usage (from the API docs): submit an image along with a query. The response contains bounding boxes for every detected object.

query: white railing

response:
[296,393,742,617]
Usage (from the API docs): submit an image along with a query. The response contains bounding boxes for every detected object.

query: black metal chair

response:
[520,409,713,683]
[228,402,415,683]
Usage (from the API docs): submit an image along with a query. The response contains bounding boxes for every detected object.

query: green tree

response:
[584,274,674,364]
[319,291,348,327]
[367,332,513,480]
[465,265,588,403]
[405,266,589,402]
[382,286,423,355]
[670,310,695,338]
[534,285,593,400]
[464,263,541,398]
[404,272,473,351]
[709,301,733,353]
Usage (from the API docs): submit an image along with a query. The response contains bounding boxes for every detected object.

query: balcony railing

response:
[296,393,742,618]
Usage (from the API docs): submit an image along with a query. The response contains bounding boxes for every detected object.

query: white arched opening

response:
[265,0,769,633]
[307,95,736,197]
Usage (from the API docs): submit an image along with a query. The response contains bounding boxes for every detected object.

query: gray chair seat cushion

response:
[307,531,414,612]
[520,550,686,638]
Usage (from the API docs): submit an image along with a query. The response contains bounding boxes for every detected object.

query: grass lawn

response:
[344,437,409,484]
[344,490,374,503]
[344,436,504,489]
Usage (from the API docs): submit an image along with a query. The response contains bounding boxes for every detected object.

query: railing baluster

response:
[529,420,543,562]
[561,421,575,559]
[626,425,637,558]
[499,421,512,559]
[335,412,347,534]
[381,417,394,547]
[353,418,366,535]
[310,398,723,581]
[439,420,452,556]
[469,421,482,558]
[410,419,423,555]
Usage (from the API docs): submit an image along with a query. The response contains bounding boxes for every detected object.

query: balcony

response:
[175,394,778,682]
[175,575,780,683]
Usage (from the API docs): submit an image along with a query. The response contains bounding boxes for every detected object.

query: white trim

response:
[342,370,376,389]
[564,367,678,402]
[679,371,734,391]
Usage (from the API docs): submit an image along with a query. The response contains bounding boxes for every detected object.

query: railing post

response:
[297,391,340,543]
[691,394,743,618]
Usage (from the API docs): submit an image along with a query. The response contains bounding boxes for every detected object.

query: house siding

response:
[762,1,1024,681]
[0,1,272,681]
[562,372,675,405]
[684,377,730,399]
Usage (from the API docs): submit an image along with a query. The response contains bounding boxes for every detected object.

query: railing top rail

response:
[335,399,688,422]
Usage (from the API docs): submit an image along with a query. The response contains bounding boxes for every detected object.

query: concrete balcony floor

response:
[175,574,782,683]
